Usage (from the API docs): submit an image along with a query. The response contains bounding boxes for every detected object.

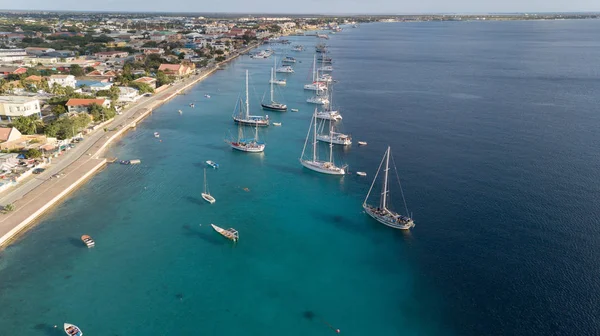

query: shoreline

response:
[0,42,260,249]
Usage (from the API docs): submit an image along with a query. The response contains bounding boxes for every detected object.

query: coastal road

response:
[0,69,211,207]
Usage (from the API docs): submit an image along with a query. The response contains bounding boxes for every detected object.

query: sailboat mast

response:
[203,168,207,193]
[254,123,259,142]
[245,70,250,119]
[382,146,390,209]
[328,122,333,163]
[312,55,316,82]
[313,109,317,161]
[270,68,274,102]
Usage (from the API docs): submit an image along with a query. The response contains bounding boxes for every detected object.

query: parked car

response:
[32,168,45,174]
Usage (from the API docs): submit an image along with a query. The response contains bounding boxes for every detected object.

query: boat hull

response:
[300,159,346,175]
[269,80,286,85]
[202,193,215,204]
[231,142,265,152]
[316,112,342,121]
[261,103,287,111]
[363,205,415,230]
[233,117,269,127]
[306,98,329,105]
[316,135,351,145]
[64,323,83,336]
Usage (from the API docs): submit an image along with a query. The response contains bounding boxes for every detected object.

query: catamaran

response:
[318,65,334,72]
[316,121,351,145]
[307,94,329,105]
[201,168,216,204]
[269,58,286,85]
[261,68,287,112]
[299,109,347,175]
[304,55,328,91]
[363,146,415,230]
[228,122,266,153]
[292,45,304,52]
[233,70,269,127]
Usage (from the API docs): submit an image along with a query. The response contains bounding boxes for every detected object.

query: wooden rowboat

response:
[80,235,95,248]
[211,224,239,242]
[64,323,83,336]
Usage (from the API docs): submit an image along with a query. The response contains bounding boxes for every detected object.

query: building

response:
[0,96,42,121]
[0,127,22,143]
[48,74,77,88]
[24,47,55,56]
[158,63,194,77]
[0,66,28,77]
[117,86,140,102]
[0,49,27,62]
[133,76,157,89]
[65,98,110,113]
[94,51,129,60]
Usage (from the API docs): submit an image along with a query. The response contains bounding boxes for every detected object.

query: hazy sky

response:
[3,0,600,14]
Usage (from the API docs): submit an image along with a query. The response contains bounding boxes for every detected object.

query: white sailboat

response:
[299,109,347,175]
[269,57,286,85]
[201,168,216,204]
[304,55,327,91]
[233,70,269,127]
[228,122,265,153]
[261,68,287,111]
[363,146,415,230]
[316,120,351,145]
[316,85,342,121]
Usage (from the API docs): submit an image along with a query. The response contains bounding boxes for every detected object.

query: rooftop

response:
[0,96,39,104]
[65,98,106,107]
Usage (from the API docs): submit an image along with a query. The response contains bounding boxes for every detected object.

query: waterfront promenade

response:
[0,43,258,248]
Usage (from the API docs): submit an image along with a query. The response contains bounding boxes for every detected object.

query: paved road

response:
[0,43,258,207]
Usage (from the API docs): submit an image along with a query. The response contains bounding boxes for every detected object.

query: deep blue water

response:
[2,20,600,335]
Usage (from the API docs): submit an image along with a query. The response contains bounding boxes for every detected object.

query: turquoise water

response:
[3,20,600,335]
[0,28,444,335]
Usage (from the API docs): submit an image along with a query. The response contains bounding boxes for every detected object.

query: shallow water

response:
[2,20,600,335]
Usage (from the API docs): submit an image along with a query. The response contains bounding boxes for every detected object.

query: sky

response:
[2,0,600,14]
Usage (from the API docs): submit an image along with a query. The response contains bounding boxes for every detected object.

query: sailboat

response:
[363,146,415,230]
[229,122,265,153]
[211,224,239,242]
[316,85,342,121]
[299,109,347,175]
[261,68,287,111]
[233,70,269,127]
[269,57,286,85]
[316,120,351,145]
[304,55,327,92]
[201,168,216,204]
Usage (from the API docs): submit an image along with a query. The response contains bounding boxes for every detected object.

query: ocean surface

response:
[2,20,600,335]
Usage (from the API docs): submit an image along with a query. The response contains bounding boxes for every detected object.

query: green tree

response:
[25,148,42,158]
[214,49,224,55]
[11,116,39,135]
[84,66,95,73]
[128,82,154,94]
[70,64,84,77]
[44,122,59,137]
[52,104,67,117]
[215,56,226,62]
[155,71,173,87]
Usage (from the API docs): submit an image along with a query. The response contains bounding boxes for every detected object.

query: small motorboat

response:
[190,103,195,108]
[81,235,95,248]
[206,160,219,169]
[64,323,83,336]
[202,193,215,204]
[204,94,211,98]
[273,122,282,126]
[119,159,141,165]
[178,110,183,114]
[291,108,299,112]
[356,172,367,177]
[358,141,368,146]
[153,132,160,138]
[211,224,239,242]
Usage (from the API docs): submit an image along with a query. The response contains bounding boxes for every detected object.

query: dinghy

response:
[64,323,83,336]
[80,235,95,248]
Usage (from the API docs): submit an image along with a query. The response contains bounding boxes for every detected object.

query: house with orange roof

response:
[24,75,43,82]
[65,98,110,113]
[133,76,157,89]
[158,63,194,77]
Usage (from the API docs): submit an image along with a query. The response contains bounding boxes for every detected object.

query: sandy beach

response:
[0,42,259,248]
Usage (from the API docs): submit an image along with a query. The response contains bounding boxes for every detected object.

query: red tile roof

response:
[158,64,182,71]
[65,98,106,107]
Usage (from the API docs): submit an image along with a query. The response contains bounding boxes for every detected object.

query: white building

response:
[117,87,140,102]
[48,74,77,88]
[0,49,27,63]
[0,96,42,122]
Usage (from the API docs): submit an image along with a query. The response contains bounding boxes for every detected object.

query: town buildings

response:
[48,74,77,88]
[65,98,111,113]
[0,96,42,121]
